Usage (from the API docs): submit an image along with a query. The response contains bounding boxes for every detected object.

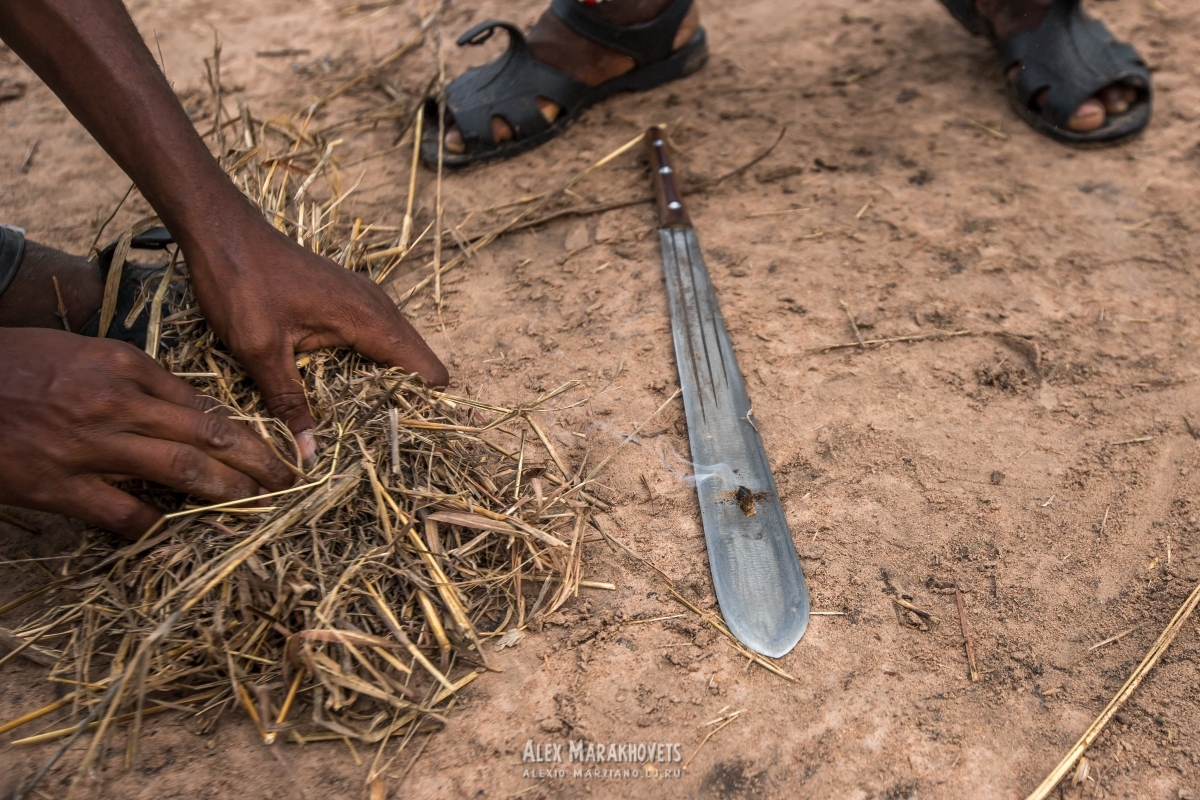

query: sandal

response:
[422,0,708,168]
[941,0,1151,145]
[78,226,181,350]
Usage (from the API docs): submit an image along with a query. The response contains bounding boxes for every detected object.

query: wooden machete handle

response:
[645,126,691,229]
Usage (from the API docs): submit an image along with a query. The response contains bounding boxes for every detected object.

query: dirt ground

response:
[4,0,1200,797]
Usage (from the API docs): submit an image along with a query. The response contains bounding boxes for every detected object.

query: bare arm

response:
[0,0,253,249]
[0,0,448,464]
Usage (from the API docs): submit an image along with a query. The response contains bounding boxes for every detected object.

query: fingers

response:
[116,349,295,488]
[132,397,295,492]
[58,476,163,541]
[130,348,222,411]
[103,432,268,505]
[241,342,320,466]
[348,276,450,387]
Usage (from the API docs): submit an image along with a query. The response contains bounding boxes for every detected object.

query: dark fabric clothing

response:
[0,225,26,298]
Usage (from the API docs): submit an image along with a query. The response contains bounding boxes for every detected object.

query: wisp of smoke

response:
[658,439,738,489]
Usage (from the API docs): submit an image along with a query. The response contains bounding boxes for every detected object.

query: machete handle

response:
[645,127,692,229]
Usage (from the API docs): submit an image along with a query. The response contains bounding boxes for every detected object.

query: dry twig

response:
[1025,579,1200,800]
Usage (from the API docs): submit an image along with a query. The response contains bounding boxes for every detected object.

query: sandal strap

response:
[550,0,693,67]
[938,0,989,36]
[447,21,588,149]
[79,226,176,346]
[997,0,1149,129]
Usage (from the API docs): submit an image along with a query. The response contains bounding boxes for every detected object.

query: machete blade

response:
[646,128,809,658]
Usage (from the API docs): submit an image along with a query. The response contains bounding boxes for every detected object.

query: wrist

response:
[163,183,275,277]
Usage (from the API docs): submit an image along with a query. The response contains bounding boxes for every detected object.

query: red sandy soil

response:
[3,0,1200,798]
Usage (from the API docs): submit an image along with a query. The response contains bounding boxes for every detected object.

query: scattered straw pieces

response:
[1088,624,1140,652]
[963,117,1009,141]
[746,206,810,219]
[892,598,938,624]
[684,710,742,770]
[1024,578,1200,799]
[954,586,979,682]
[625,613,687,625]
[806,329,974,354]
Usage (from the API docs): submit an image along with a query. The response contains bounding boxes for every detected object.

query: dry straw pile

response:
[0,75,616,790]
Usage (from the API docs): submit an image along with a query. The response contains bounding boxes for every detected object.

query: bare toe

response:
[444,125,466,154]
[1067,97,1106,131]
[536,97,561,124]
[1098,84,1136,116]
[491,116,514,144]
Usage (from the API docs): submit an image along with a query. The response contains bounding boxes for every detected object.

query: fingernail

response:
[297,432,318,470]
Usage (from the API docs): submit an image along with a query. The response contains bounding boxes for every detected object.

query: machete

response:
[645,127,809,658]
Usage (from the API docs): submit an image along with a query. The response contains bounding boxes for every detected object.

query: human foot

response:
[976,0,1144,133]
[0,239,103,331]
[439,0,702,158]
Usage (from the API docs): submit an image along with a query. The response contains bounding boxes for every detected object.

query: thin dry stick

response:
[964,117,1009,141]
[1025,578,1200,800]
[684,713,740,770]
[396,131,646,303]
[893,597,939,624]
[399,103,423,254]
[86,182,135,260]
[840,299,865,348]
[97,215,161,337]
[585,389,682,482]
[312,32,424,110]
[954,586,979,682]
[143,256,177,359]
[51,276,70,332]
[0,695,75,737]
[0,626,57,668]
[14,680,122,800]
[402,126,788,267]
[593,519,796,682]
[432,24,447,311]
[1088,624,1140,652]
[805,329,974,353]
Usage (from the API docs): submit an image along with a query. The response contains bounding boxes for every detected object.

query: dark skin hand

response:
[0,1,448,535]
[0,0,448,455]
[0,329,296,539]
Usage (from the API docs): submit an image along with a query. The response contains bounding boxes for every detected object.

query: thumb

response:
[247,344,319,467]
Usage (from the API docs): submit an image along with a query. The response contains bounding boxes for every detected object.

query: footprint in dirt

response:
[701,759,767,797]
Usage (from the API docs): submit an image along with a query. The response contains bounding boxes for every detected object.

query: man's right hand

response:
[0,328,295,539]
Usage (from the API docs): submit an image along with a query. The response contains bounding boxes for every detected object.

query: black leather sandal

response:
[422,0,707,168]
[941,0,1151,145]
[78,226,181,350]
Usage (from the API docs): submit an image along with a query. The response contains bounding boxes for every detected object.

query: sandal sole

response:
[1007,81,1152,147]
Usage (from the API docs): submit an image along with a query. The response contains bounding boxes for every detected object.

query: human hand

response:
[0,329,295,539]
[0,0,445,470]
[182,218,448,466]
